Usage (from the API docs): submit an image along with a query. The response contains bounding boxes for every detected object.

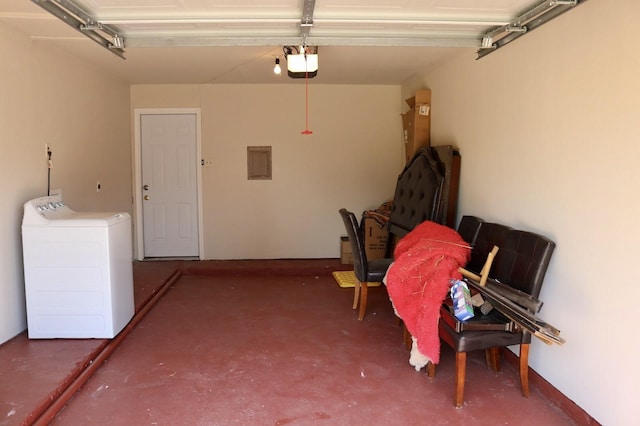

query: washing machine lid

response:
[43,211,130,227]
[23,195,129,227]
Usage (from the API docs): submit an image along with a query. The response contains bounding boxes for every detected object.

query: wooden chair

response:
[400,215,485,350]
[429,223,555,408]
[339,208,393,320]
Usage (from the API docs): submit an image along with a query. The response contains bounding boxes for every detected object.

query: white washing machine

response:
[22,194,135,339]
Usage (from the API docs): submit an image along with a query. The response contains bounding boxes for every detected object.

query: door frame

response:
[133,108,204,261]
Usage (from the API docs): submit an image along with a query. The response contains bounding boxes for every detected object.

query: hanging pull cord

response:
[47,147,53,196]
[301,53,312,135]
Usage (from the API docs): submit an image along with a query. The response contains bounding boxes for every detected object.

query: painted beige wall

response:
[402,1,638,424]
[2,1,628,422]
[131,84,403,259]
[0,23,132,343]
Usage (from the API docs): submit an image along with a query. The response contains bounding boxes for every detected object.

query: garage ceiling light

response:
[283,45,318,79]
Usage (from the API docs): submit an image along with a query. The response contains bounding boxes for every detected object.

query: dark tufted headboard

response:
[388,147,445,238]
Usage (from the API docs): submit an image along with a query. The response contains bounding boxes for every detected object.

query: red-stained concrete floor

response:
[1,260,578,425]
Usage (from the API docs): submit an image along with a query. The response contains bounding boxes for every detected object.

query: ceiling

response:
[0,0,563,85]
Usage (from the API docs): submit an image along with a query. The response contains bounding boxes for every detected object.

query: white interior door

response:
[141,113,199,258]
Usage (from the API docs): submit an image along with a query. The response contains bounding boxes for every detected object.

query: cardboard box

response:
[340,236,353,265]
[405,89,431,108]
[402,89,431,163]
[362,217,388,260]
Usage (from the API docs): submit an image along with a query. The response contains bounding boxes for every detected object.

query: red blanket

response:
[386,221,470,364]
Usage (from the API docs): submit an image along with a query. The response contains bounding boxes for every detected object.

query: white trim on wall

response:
[133,108,204,261]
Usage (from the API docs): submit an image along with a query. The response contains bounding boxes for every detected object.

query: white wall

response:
[131,84,403,259]
[403,1,638,424]
[3,2,628,421]
[0,23,132,344]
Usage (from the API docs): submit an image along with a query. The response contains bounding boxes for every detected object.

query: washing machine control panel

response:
[36,200,65,212]
[23,194,75,224]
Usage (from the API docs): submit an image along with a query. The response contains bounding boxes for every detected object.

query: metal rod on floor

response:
[30,269,182,426]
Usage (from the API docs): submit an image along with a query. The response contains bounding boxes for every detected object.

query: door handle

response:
[143,185,149,190]
[144,195,150,201]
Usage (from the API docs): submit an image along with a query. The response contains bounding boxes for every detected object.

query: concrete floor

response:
[0,260,578,425]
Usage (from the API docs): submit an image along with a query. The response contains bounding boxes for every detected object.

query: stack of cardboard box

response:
[340,218,389,264]
[401,89,431,163]
[340,236,353,264]
[362,217,388,260]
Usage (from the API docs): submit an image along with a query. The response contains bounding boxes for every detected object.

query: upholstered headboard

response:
[432,145,461,228]
[388,147,444,238]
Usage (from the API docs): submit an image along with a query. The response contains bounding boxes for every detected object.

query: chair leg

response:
[352,279,361,310]
[519,343,530,398]
[454,352,467,408]
[485,347,501,372]
[357,282,368,320]
[426,361,436,378]
[402,323,412,350]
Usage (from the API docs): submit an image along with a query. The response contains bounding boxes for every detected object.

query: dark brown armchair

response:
[339,208,393,320]
[431,217,556,408]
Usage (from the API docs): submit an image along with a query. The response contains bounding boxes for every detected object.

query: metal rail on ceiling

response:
[30,0,587,60]
[477,0,587,59]
[31,0,125,59]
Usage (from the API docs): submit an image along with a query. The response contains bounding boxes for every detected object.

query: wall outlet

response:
[203,159,213,167]
[45,144,50,159]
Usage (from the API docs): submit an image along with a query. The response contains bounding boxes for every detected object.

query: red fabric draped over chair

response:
[385,220,470,364]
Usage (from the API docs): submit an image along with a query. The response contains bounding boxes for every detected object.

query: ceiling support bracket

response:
[299,0,316,46]
[478,0,586,59]
[30,0,126,59]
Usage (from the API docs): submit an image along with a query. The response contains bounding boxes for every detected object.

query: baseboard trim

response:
[501,348,600,425]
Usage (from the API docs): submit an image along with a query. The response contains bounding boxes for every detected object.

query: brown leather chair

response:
[339,208,393,320]
[456,215,484,247]
[430,222,555,408]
